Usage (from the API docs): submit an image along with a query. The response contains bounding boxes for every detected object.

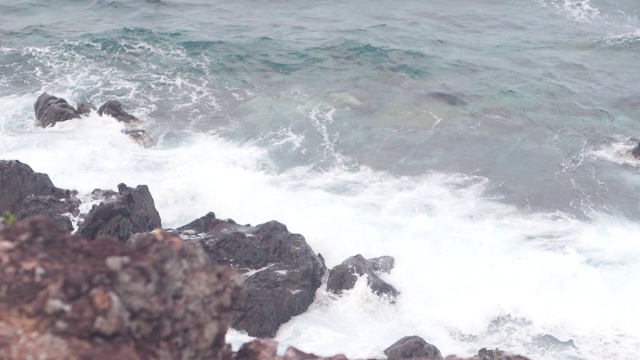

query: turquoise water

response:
[1,1,640,359]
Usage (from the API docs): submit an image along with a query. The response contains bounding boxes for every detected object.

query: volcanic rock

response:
[235,339,348,360]
[177,212,326,338]
[34,93,80,127]
[98,100,140,123]
[326,254,398,299]
[0,216,242,360]
[78,183,162,243]
[121,127,156,148]
[0,160,70,214]
[77,102,97,116]
[444,348,531,360]
[385,336,443,360]
[13,194,80,232]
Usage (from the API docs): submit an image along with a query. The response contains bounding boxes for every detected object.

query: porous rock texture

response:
[34,93,80,127]
[0,216,242,360]
[176,212,327,338]
[326,254,398,299]
[235,339,348,360]
[78,183,162,243]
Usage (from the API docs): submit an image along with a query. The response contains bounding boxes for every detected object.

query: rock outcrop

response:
[444,348,530,360]
[385,336,443,360]
[34,93,80,127]
[0,160,78,230]
[326,254,398,299]
[235,339,348,360]
[77,102,97,116]
[0,216,242,360]
[631,141,640,159]
[177,212,326,338]
[98,100,140,123]
[78,183,162,243]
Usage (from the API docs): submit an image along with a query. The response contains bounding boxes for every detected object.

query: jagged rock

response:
[0,217,242,360]
[98,100,140,123]
[385,336,443,360]
[13,194,79,232]
[0,160,68,213]
[177,213,326,338]
[78,183,162,243]
[326,254,398,299]
[122,128,156,148]
[77,102,96,116]
[34,93,80,127]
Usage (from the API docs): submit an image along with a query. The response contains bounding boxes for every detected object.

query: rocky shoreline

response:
[0,94,535,359]
[0,159,532,360]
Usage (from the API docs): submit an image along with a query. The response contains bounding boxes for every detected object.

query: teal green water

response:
[2,0,639,218]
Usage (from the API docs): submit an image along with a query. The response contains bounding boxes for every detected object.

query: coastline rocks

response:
[385,336,443,360]
[326,254,398,299]
[98,100,140,123]
[235,339,348,360]
[0,160,78,230]
[0,216,242,360]
[77,102,97,116]
[444,349,530,360]
[122,127,156,148]
[177,212,326,338]
[78,183,162,243]
[34,93,80,127]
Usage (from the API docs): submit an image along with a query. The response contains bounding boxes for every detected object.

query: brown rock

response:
[0,216,242,360]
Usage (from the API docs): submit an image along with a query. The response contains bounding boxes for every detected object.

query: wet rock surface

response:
[78,183,162,243]
[177,212,326,338]
[385,336,443,360]
[34,93,80,127]
[98,100,140,123]
[0,217,242,360]
[13,194,79,232]
[326,254,398,299]
[234,339,349,360]
[76,102,97,116]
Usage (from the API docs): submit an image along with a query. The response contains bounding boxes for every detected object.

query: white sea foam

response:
[2,106,639,359]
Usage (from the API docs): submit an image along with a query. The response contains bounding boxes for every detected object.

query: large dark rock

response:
[326,254,398,299]
[78,183,162,243]
[98,100,140,123]
[13,194,79,232]
[177,212,326,338]
[34,93,80,127]
[0,160,68,213]
[384,336,443,360]
[0,216,242,360]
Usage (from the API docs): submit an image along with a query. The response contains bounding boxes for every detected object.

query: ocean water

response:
[1,0,640,359]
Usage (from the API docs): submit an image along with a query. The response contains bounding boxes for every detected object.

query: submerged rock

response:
[177,212,326,338]
[326,254,398,299]
[98,100,140,123]
[0,216,242,360]
[34,93,80,127]
[78,183,162,243]
[122,127,156,148]
[385,336,443,360]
